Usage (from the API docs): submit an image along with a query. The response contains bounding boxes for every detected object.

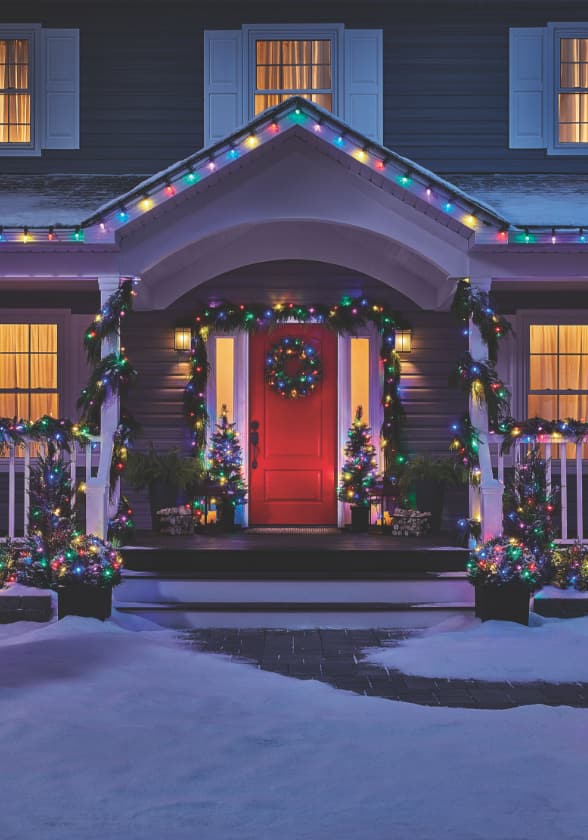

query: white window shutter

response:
[509,28,545,149]
[343,30,383,143]
[204,30,243,147]
[41,29,79,149]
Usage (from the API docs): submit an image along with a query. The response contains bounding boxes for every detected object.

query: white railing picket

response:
[8,444,15,539]
[577,443,584,542]
[560,442,568,541]
[23,442,30,537]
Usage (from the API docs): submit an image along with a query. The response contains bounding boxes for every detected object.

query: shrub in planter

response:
[398,455,467,535]
[51,533,123,621]
[0,540,19,589]
[550,543,588,591]
[125,443,202,530]
[467,536,545,625]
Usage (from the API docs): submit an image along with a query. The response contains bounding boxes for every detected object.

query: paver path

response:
[182,628,588,709]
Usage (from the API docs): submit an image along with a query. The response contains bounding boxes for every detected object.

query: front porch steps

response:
[113,570,474,629]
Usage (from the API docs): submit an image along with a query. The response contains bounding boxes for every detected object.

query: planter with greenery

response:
[467,536,545,625]
[125,444,202,530]
[50,533,123,620]
[398,455,467,535]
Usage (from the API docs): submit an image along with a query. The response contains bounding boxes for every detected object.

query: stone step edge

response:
[114,601,475,613]
[120,571,468,582]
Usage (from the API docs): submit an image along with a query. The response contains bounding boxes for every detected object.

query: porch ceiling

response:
[117,130,470,311]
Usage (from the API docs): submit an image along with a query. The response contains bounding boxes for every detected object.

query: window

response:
[204,26,382,146]
[0,24,79,156]
[0,324,58,420]
[510,24,588,154]
[558,36,588,144]
[0,37,31,144]
[528,325,588,422]
[254,39,333,115]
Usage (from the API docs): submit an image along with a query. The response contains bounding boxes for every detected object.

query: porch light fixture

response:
[395,329,412,353]
[174,326,192,353]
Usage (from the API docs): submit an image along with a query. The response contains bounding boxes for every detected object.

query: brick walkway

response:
[181,628,588,709]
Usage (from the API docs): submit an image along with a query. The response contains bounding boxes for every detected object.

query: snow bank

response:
[1,617,587,840]
[365,613,588,682]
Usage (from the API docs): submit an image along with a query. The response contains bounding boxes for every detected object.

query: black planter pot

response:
[218,502,236,532]
[148,481,183,531]
[350,506,370,533]
[474,583,530,626]
[58,585,113,621]
[415,480,445,535]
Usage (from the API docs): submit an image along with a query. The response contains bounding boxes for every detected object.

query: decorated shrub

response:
[467,536,545,593]
[16,535,53,589]
[0,540,19,588]
[550,543,588,591]
[51,534,123,588]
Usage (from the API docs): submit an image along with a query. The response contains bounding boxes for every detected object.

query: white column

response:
[469,278,504,541]
[85,275,122,538]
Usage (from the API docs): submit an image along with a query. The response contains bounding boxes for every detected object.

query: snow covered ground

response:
[365,612,588,682]
[2,614,587,840]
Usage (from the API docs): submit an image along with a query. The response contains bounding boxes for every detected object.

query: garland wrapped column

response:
[84,276,138,538]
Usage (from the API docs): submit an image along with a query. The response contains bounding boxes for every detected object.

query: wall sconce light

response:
[174,326,192,353]
[395,329,412,353]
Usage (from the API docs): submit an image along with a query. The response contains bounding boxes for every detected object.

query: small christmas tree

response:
[503,445,558,562]
[338,406,377,507]
[208,406,247,525]
[28,447,75,564]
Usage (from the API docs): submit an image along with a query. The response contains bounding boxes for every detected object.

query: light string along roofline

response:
[0,99,585,243]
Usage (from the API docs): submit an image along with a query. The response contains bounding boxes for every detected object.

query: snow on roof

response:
[0,174,146,226]
[448,174,588,227]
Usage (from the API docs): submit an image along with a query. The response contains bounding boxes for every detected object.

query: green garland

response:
[265,337,322,399]
[498,416,588,454]
[0,415,92,455]
[182,296,409,475]
[77,352,137,430]
[451,278,512,363]
[84,279,136,364]
[449,352,510,431]
[449,413,481,475]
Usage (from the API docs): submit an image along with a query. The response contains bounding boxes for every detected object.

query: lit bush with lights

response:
[467,536,545,592]
[50,534,123,588]
[550,543,588,591]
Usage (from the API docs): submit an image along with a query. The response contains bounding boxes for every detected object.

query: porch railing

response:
[487,433,587,543]
[1,438,101,540]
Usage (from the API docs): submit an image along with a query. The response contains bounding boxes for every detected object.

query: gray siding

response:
[2,2,588,177]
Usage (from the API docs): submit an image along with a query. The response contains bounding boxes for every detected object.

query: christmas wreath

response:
[265,337,322,399]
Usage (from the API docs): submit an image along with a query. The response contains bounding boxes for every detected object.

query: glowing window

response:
[350,337,370,424]
[0,38,31,144]
[215,337,234,420]
[254,39,333,115]
[558,38,588,143]
[0,323,58,419]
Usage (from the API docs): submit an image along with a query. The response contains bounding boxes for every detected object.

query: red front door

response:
[249,324,337,525]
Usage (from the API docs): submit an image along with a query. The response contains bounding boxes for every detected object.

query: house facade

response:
[1,1,588,537]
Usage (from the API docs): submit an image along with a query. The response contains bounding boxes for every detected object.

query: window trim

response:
[546,21,588,156]
[0,23,41,157]
[242,23,344,121]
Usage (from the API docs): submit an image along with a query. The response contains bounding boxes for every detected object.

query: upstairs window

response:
[254,39,333,114]
[0,323,58,420]
[0,25,79,156]
[0,37,31,144]
[510,24,588,154]
[204,25,382,147]
[558,37,588,144]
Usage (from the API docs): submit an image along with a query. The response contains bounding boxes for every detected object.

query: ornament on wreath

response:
[265,337,322,399]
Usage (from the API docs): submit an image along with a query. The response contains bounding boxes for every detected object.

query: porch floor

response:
[121,529,467,574]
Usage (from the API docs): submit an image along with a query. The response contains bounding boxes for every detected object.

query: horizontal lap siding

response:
[2,2,588,176]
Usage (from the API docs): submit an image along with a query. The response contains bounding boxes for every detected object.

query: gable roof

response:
[0,97,586,245]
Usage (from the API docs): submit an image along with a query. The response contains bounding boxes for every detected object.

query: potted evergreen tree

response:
[208,406,247,530]
[338,406,378,532]
[125,443,201,530]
